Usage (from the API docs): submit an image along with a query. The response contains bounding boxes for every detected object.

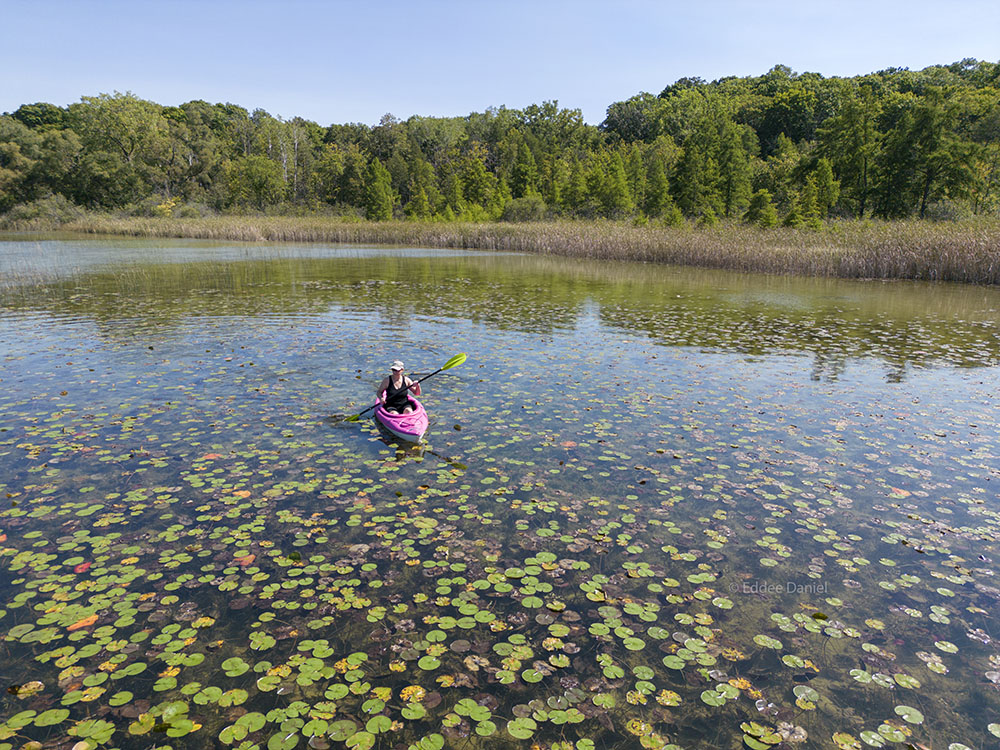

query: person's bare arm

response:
[408,377,421,396]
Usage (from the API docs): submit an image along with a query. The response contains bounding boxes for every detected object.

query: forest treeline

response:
[1,59,998,227]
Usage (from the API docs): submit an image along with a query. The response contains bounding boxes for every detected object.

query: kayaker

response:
[377,360,421,414]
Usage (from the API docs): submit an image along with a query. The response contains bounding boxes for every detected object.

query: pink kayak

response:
[374,396,428,442]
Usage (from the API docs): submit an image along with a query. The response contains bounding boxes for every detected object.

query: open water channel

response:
[1,236,999,750]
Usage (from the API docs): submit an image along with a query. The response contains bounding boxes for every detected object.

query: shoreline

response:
[8,215,1000,285]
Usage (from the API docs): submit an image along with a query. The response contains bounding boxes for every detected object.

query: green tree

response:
[624,144,646,210]
[67,91,171,205]
[744,189,779,227]
[602,92,666,142]
[509,141,538,198]
[336,143,368,206]
[406,157,442,215]
[601,150,634,216]
[539,156,565,210]
[404,187,432,219]
[285,117,323,203]
[564,157,588,213]
[758,82,818,152]
[11,102,66,131]
[811,157,840,217]
[364,157,395,220]
[970,143,1000,215]
[643,156,672,217]
[673,142,703,216]
[438,158,466,215]
[817,88,879,217]
[35,128,82,201]
[716,122,753,217]
[225,155,286,209]
[758,133,801,210]
[459,143,499,210]
[311,144,345,205]
[70,92,168,165]
[874,109,918,217]
[674,141,721,218]
[173,100,227,202]
[802,175,823,228]
[0,117,40,211]
[783,193,805,227]
[908,90,975,217]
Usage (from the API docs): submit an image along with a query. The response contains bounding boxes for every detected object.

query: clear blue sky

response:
[3,0,998,126]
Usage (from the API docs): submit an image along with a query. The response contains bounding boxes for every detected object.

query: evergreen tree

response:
[908,89,976,217]
[744,189,779,227]
[336,144,367,206]
[783,193,805,227]
[758,133,800,209]
[437,158,466,215]
[489,179,512,219]
[602,150,634,215]
[404,187,432,219]
[407,157,442,212]
[624,144,646,211]
[662,204,685,226]
[364,157,394,220]
[698,206,718,226]
[509,141,538,198]
[541,156,564,210]
[802,175,823,228]
[459,143,498,211]
[874,111,918,218]
[311,144,345,205]
[643,157,671,217]
[717,123,753,217]
[674,142,704,217]
[564,157,588,213]
[584,157,607,216]
[812,157,840,217]
[818,88,879,217]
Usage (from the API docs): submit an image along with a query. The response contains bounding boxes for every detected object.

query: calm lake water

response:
[2,236,999,750]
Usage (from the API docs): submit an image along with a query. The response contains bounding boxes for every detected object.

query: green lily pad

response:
[894,705,924,725]
[33,708,70,727]
[417,655,440,670]
[507,717,537,739]
[859,730,885,747]
[700,689,725,707]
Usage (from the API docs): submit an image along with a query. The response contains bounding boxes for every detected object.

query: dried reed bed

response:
[62,216,1000,284]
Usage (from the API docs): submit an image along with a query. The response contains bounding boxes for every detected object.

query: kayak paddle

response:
[344,352,466,422]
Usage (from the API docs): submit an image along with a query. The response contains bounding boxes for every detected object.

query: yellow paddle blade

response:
[441,352,467,370]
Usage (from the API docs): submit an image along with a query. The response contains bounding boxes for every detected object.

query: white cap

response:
[391,360,404,371]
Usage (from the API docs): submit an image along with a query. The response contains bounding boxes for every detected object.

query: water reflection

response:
[2,237,999,381]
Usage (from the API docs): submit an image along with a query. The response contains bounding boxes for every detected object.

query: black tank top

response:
[385,376,410,409]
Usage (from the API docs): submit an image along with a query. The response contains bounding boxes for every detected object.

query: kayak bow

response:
[374,396,428,442]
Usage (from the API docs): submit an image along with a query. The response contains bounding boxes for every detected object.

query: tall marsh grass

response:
[57,215,1000,284]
